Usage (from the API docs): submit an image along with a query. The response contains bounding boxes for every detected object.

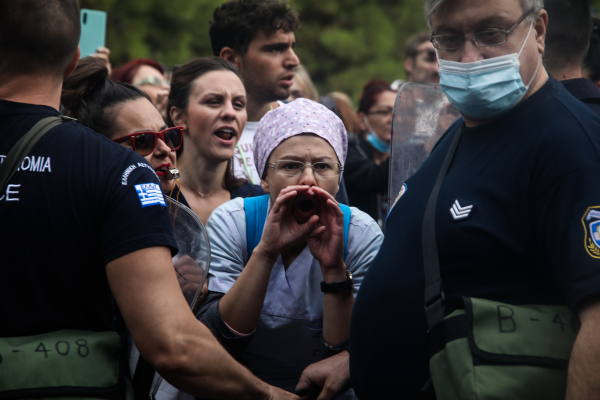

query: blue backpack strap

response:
[244,195,270,260]
[340,204,351,261]
[245,195,351,262]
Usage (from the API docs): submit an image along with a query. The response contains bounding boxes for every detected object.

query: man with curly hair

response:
[210,0,300,185]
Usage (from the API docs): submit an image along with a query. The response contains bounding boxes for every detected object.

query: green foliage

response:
[80,0,223,67]
[79,0,429,100]
[292,0,428,100]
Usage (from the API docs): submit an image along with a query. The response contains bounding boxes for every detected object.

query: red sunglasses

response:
[112,127,184,156]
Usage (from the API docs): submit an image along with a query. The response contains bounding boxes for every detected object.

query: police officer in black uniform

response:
[351,0,600,398]
[0,1,298,399]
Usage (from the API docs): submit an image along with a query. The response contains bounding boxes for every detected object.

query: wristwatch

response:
[321,270,353,293]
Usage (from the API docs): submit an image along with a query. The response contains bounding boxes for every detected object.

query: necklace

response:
[182,179,223,198]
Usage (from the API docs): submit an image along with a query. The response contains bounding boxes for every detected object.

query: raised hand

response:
[257,186,320,258]
[305,187,346,279]
[90,46,112,73]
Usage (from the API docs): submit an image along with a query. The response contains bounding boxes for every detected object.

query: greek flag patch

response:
[135,183,166,207]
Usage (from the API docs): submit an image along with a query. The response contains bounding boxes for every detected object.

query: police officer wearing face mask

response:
[350,0,600,398]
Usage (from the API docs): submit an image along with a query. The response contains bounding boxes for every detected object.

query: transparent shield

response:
[151,196,211,396]
[388,83,460,211]
[165,196,210,311]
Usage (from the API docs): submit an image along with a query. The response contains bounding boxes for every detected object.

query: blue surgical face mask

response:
[363,116,390,152]
[366,132,390,153]
[437,20,541,120]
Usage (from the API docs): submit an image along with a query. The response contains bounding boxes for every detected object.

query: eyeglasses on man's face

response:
[112,127,183,156]
[430,9,533,51]
[267,160,343,178]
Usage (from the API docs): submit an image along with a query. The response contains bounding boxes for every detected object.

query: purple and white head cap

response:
[253,98,348,180]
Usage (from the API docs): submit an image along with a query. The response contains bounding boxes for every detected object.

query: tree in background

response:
[79,0,600,100]
[293,0,427,99]
[80,0,223,68]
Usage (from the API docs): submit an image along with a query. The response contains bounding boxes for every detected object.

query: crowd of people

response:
[3,0,600,399]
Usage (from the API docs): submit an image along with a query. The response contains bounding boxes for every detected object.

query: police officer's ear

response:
[533,10,549,54]
[220,47,243,70]
[170,107,186,131]
[64,46,81,77]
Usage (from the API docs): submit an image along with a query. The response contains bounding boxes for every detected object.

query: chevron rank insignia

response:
[450,199,473,220]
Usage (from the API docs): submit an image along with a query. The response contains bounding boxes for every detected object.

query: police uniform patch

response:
[135,183,166,208]
[582,206,600,258]
[389,183,407,213]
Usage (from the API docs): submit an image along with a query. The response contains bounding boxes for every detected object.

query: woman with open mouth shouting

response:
[168,58,265,227]
[198,98,384,398]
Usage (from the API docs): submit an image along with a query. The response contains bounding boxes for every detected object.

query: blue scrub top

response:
[206,196,383,390]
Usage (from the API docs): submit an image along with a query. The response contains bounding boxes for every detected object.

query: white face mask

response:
[437,19,542,120]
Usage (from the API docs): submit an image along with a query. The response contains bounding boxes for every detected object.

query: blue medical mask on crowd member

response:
[362,115,390,152]
[437,19,541,119]
[366,132,391,153]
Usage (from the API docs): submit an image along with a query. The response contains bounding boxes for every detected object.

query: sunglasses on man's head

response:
[112,127,183,156]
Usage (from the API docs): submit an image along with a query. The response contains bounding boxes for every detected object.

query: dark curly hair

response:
[209,0,300,57]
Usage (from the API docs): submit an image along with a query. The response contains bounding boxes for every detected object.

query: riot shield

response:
[165,196,211,311]
[150,197,211,398]
[388,83,460,211]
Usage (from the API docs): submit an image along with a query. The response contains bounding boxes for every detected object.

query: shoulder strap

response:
[244,195,270,260]
[422,127,463,331]
[244,195,352,261]
[0,116,68,193]
[340,203,351,260]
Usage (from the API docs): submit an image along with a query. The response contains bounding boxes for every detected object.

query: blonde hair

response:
[291,65,319,102]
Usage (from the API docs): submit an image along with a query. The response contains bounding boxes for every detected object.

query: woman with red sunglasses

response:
[61,57,183,196]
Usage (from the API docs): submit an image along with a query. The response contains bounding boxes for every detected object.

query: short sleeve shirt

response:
[350,78,600,398]
[0,100,178,337]
[233,121,260,184]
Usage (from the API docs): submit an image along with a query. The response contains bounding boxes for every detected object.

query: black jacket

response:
[343,133,389,221]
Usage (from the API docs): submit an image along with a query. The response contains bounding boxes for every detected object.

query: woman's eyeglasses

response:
[368,108,393,117]
[112,127,183,156]
[267,160,343,178]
